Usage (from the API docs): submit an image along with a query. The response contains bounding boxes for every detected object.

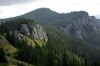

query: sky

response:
[0,0,100,19]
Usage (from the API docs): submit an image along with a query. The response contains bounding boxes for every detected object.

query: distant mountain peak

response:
[67,11,89,19]
[21,8,90,24]
[34,8,52,11]
[25,8,58,15]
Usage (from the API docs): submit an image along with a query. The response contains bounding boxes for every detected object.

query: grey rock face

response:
[9,31,36,48]
[20,23,48,42]
[61,15,100,39]
[6,23,48,47]
[20,24,30,36]
[63,22,83,39]
[7,22,48,47]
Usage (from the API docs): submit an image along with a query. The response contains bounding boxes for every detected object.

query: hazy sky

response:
[0,0,100,19]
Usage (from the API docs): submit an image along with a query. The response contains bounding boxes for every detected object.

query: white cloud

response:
[0,2,41,19]
[42,0,100,15]
[0,0,39,6]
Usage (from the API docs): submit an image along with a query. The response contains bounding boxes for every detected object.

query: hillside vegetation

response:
[0,8,100,66]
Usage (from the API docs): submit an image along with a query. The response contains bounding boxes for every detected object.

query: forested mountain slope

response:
[22,8,100,65]
[22,8,100,47]
[0,18,48,66]
[1,18,100,66]
[0,8,100,66]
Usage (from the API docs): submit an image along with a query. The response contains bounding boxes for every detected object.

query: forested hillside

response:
[22,8,100,66]
[0,8,100,66]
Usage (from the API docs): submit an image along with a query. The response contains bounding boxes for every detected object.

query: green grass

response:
[0,35,17,57]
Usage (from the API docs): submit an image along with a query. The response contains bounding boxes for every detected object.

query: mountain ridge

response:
[0,8,92,23]
[1,8,100,66]
[21,8,91,24]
